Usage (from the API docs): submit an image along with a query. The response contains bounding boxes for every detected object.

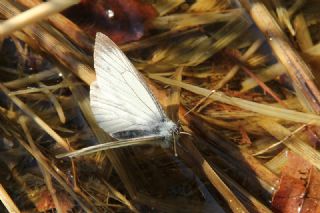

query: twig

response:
[240,66,288,108]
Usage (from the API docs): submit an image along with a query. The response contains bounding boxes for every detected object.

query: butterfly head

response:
[158,119,180,148]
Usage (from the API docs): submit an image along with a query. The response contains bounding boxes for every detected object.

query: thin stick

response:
[0,0,80,38]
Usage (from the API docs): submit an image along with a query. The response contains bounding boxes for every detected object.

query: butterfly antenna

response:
[184,90,216,116]
[180,131,192,136]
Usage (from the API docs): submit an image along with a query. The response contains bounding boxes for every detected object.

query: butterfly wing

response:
[90,33,166,137]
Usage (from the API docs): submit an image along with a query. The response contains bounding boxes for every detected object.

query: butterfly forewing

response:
[90,33,166,136]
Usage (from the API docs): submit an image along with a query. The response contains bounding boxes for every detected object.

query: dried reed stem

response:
[0,184,20,213]
[0,0,80,38]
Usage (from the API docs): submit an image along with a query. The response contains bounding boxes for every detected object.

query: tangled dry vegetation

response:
[0,0,320,212]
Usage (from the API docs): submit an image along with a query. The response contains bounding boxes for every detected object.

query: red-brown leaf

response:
[272,152,311,213]
[301,167,320,213]
[64,0,158,44]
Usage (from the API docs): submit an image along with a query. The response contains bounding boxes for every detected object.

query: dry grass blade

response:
[0,1,95,85]
[151,0,185,16]
[240,0,320,113]
[14,128,95,212]
[272,0,295,35]
[148,14,249,68]
[241,63,286,92]
[264,150,288,174]
[3,68,59,89]
[258,119,320,170]
[253,123,308,156]
[196,38,263,112]
[8,82,68,96]
[188,0,230,12]
[182,137,249,213]
[149,75,320,125]
[0,83,70,151]
[151,9,242,30]
[215,39,263,90]
[120,28,199,52]
[20,119,65,213]
[293,13,313,51]
[0,109,95,211]
[38,82,66,124]
[213,166,273,213]
[240,66,287,107]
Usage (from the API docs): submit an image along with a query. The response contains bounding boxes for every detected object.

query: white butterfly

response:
[57,33,177,158]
